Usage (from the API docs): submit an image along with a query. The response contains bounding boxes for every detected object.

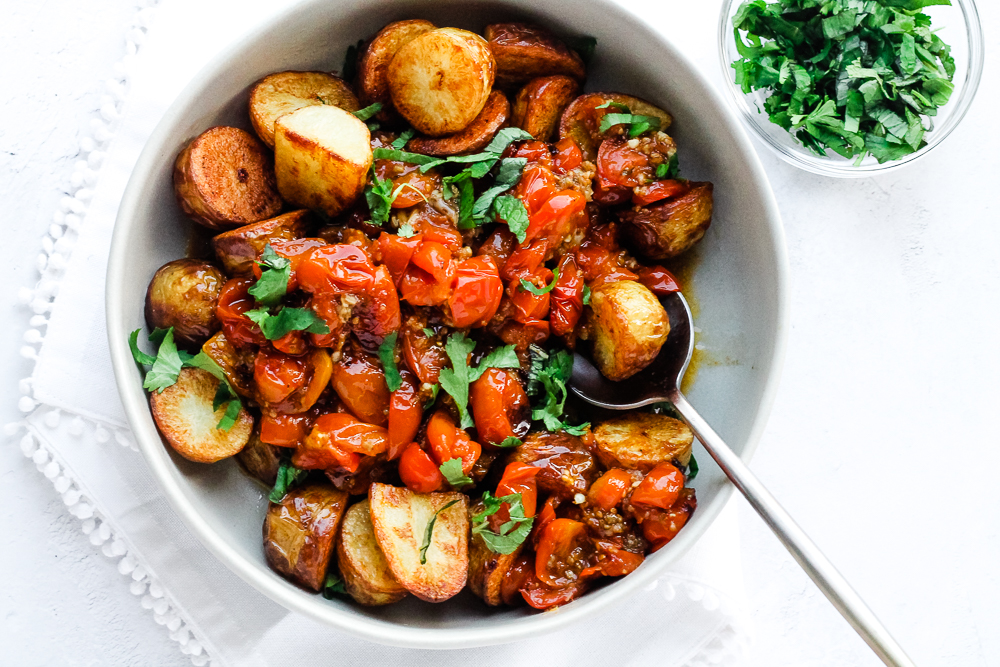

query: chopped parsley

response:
[269,458,309,503]
[526,345,589,435]
[377,331,403,392]
[439,458,474,490]
[731,0,956,162]
[419,498,461,564]
[471,491,534,555]
[497,436,523,448]
[391,129,415,149]
[321,572,347,599]
[597,101,662,137]
[244,306,330,340]
[365,174,396,226]
[687,454,700,481]
[582,284,592,305]
[397,221,417,238]
[656,153,680,179]
[352,102,383,121]
[493,195,530,243]
[520,268,560,295]
[438,333,519,428]
[565,35,598,65]
[247,244,291,307]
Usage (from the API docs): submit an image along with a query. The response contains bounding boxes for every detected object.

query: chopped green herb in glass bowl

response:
[719,0,983,177]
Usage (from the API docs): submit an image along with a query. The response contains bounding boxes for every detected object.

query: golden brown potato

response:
[618,182,714,260]
[359,20,436,120]
[274,105,373,217]
[211,209,314,275]
[507,431,598,498]
[560,92,674,160]
[263,483,349,591]
[368,483,468,602]
[511,75,580,141]
[144,259,224,348]
[484,23,585,88]
[467,499,523,605]
[201,332,255,398]
[337,499,407,605]
[593,413,693,472]
[387,28,496,137]
[588,280,669,381]
[235,427,282,486]
[249,71,360,149]
[406,90,509,156]
[173,126,283,230]
[149,367,253,463]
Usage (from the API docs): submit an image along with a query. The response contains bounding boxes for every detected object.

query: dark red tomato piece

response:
[523,189,587,247]
[297,244,376,296]
[520,574,586,610]
[426,410,481,475]
[477,227,517,268]
[329,343,390,426]
[592,179,632,206]
[535,518,592,589]
[632,179,689,206]
[259,411,313,447]
[501,552,534,606]
[580,538,644,578]
[552,137,583,173]
[354,265,401,350]
[217,278,265,346]
[293,412,389,472]
[597,138,652,188]
[509,140,551,165]
[501,240,547,283]
[532,496,561,547]
[308,294,346,348]
[265,238,327,291]
[515,165,559,215]
[630,462,685,510]
[387,370,421,460]
[495,462,541,519]
[401,319,447,385]
[641,488,697,551]
[587,468,633,511]
[448,256,503,329]
[411,241,452,284]
[399,263,454,307]
[272,329,308,356]
[499,318,550,350]
[417,221,463,251]
[398,443,444,493]
[549,255,584,337]
[470,367,530,447]
[376,232,422,285]
[637,265,681,295]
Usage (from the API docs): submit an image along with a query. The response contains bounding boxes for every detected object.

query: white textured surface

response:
[1,1,998,666]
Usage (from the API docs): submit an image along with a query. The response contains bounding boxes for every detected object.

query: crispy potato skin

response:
[144,259,224,348]
[560,92,673,160]
[249,71,359,149]
[387,28,496,137]
[407,90,509,156]
[467,500,523,605]
[511,75,580,141]
[201,331,255,398]
[211,209,313,275]
[484,23,585,88]
[368,484,469,602]
[588,280,669,381]
[593,413,693,472]
[173,126,283,230]
[507,431,599,498]
[274,105,373,217]
[359,20,437,120]
[337,499,408,605]
[263,483,349,591]
[236,427,282,486]
[149,367,253,463]
[619,182,714,260]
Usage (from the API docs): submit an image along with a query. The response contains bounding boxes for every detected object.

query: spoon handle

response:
[669,390,915,667]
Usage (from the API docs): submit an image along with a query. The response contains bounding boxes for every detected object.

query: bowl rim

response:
[106,0,791,649]
[716,0,985,178]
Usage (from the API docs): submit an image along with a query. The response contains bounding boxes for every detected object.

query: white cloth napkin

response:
[15,0,754,664]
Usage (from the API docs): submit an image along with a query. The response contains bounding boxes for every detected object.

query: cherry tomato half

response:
[587,468,634,511]
[293,412,389,472]
[217,278,265,346]
[470,367,529,446]
[552,137,583,173]
[354,265,401,350]
[637,265,681,295]
[401,317,447,385]
[632,179,689,207]
[297,244,376,296]
[448,256,503,329]
[376,232,421,285]
[495,462,541,519]
[597,138,651,188]
[630,462,685,510]
[330,343,390,426]
[641,488,697,551]
[535,518,591,589]
[549,255,584,337]
[398,443,444,493]
[426,410,481,475]
[387,370,421,460]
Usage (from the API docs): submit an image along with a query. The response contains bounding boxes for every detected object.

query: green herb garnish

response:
[565,35,598,65]
[341,39,363,81]
[438,333,519,428]
[419,498,462,564]
[244,306,330,340]
[365,174,397,226]
[582,284,592,305]
[439,458,474,490]
[269,459,309,503]
[321,573,347,599]
[248,244,291,307]
[597,101,662,137]
[471,157,527,222]
[520,268,560,296]
[378,331,403,392]
[687,454,700,481]
[353,102,383,122]
[471,491,534,555]
[497,436,523,448]
[391,129,415,150]
[492,195,530,243]
[526,345,589,435]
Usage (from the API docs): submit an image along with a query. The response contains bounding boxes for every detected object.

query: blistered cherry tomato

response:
[308,294,346,348]
[426,410,481,474]
[532,496,561,548]
[254,347,307,405]
[550,255,584,336]
[448,256,503,328]
[501,553,534,606]
[637,265,681,295]
[502,240,547,283]
[398,443,444,493]
[580,538,644,578]
[510,140,551,165]
[587,468,634,511]
[297,244,376,295]
[631,462,685,510]
[632,179,688,206]
[552,137,583,173]
[387,370,421,460]
[470,367,530,446]
[411,241,452,283]
[330,343,390,426]
[401,318,447,384]
[264,238,327,291]
[272,329,308,356]
[592,179,632,206]
[535,519,591,589]
[476,227,517,268]
[597,138,651,188]
[523,190,586,247]
[390,170,439,208]
[293,413,389,472]
[509,268,552,324]
[499,318,550,350]
[259,412,312,447]
[376,232,421,285]
[354,265,401,350]
[217,278,265,346]
[495,462,541,519]
[399,263,454,307]
[515,166,558,215]
[641,488,697,551]
[520,574,586,610]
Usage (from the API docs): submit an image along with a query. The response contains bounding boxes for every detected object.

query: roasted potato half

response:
[174,126,283,230]
[236,426,282,486]
[359,19,437,120]
[337,499,408,605]
[249,71,360,149]
[468,499,524,605]
[593,413,694,472]
[211,209,313,275]
[149,367,253,463]
[407,90,509,156]
[560,92,674,160]
[274,105,373,218]
[484,23,585,88]
[263,483,349,591]
[369,483,468,602]
[619,182,714,260]
[511,75,580,141]
[588,280,669,381]
[387,28,496,137]
[507,431,599,498]
[144,259,224,348]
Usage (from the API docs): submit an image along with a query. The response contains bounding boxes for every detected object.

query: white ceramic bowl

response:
[106,0,789,649]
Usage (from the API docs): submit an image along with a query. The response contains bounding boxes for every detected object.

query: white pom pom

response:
[47,254,67,271]
[109,539,127,557]
[44,411,60,429]
[140,594,154,609]
[686,583,705,602]
[42,236,55,253]
[4,422,21,436]
[186,639,203,656]
[62,488,81,506]
[88,151,105,168]
[54,476,71,493]
[64,213,81,231]
[18,396,37,412]
[132,565,147,581]
[49,224,64,239]
[75,188,94,202]
[75,503,94,519]
[81,518,96,534]
[94,426,110,442]
[149,582,163,597]
[167,616,182,632]
[20,346,37,360]
[191,654,209,666]
[69,418,85,436]
[70,171,84,188]
[23,329,42,344]
[661,581,676,601]
[79,137,97,153]
[19,434,36,456]
[130,580,148,595]
[119,555,137,575]
[36,254,48,272]
[53,210,66,224]
[32,448,50,466]
[152,598,169,615]
[44,461,60,479]
[29,315,48,327]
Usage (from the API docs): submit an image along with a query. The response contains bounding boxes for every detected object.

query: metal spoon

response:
[570,290,915,667]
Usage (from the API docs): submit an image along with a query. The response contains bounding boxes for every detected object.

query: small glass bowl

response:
[718,0,984,177]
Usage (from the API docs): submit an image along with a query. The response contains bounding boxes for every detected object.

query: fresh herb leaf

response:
[419,498,461,564]
[598,108,662,137]
[397,221,416,238]
[472,346,520,381]
[269,459,309,503]
[657,153,680,179]
[443,170,475,229]
[471,491,534,555]
[371,147,440,166]
[244,307,330,340]
[520,268,559,295]
[424,383,440,411]
[687,455,699,481]
[438,333,519,429]
[582,284,591,306]
[216,392,242,431]
[352,102,383,121]
[565,35,597,65]
[493,195,530,243]
[483,127,535,155]
[439,458,474,489]
[378,331,403,392]
[128,329,157,366]
[525,346,586,435]
[341,39,363,81]
[365,174,396,226]
[472,158,527,222]
[497,436,522,448]
[248,244,292,307]
[422,327,435,337]
[143,328,184,393]
[561,421,590,436]
[391,129,415,150]
[321,572,347,599]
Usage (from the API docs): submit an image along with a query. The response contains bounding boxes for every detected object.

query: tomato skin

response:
[516,166,559,215]
[254,347,307,405]
[580,538,644,578]
[217,278,265,346]
[272,330,308,356]
[330,343,390,426]
[399,263,454,307]
[376,232,421,285]
[411,241,452,283]
[390,169,439,208]
[523,190,587,247]
[354,265,401,350]
[501,552,534,606]
[587,468,634,511]
[266,238,327,291]
[387,370,421,460]
[535,518,590,588]
[495,462,541,519]
[426,410,481,475]
[499,317,550,350]
[476,227,516,268]
[293,413,389,472]
[398,443,444,493]
[552,137,583,173]
[259,412,312,447]
[448,256,503,329]
[297,244,376,296]
[637,265,681,295]
[401,318,447,384]
[307,294,346,348]
[509,268,552,324]
[632,179,688,206]
[641,488,697,551]
[470,367,530,446]
[501,240,547,283]
[532,496,561,547]
[550,255,584,336]
[592,179,632,206]
[510,140,551,165]
[597,138,652,188]
[630,462,685,510]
